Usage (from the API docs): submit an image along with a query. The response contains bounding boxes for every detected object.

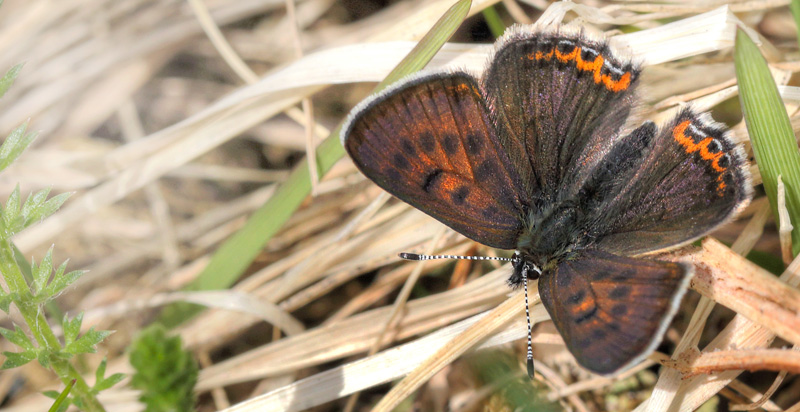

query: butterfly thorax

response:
[516,202,587,272]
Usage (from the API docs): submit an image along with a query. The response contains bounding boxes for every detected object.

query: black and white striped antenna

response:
[399,252,514,263]
[399,251,539,379]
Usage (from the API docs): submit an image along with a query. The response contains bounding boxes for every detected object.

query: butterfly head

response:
[509,251,542,288]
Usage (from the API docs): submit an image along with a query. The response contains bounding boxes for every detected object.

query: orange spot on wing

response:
[576,51,601,73]
[574,299,594,313]
[555,46,579,63]
[534,48,554,61]
[673,120,729,194]
[602,72,631,92]
[578,53,631,93]
[532,44,632,93]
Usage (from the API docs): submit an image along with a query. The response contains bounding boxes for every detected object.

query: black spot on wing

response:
[401,139,416,156]
[594,270,612,280]
[580,46,599,62]
[420,132,436,154]
[706,139,721,153]
[569,289,587,305]
[574,306,598,324]
[609,285,631,299]
[466,133,483,155]
[591,328,607,340]
[442,134,459,155]
[610,303,627,316]
[556,39,576,54]
[392,153,409,170]
[423,169,443,193]
[475,160,499,182]
[451,186,470,205]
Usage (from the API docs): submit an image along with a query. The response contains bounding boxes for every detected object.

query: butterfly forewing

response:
[484,29,641,201]
[342,72,528,249]
[538,250,691,375]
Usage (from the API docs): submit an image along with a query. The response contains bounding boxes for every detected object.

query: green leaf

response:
[735,29,800,257]
[33,246,54,295]
[37,350,51,368]
[3,184,21,234]
[47,379,75,412]
[0,325,34,350]
[21,187,52,224]
[24,192,71,228]
[0,293,10,313]
[62,312,83,346]
[65,327,111,355]
[10,242,63,318]
[43,390,61,399]
[129,324,198,412]
[94,373,125,392]
[160,0,474,327]
[95,357,107,383]
[1,350,36,369]
[0,63,23,99]
[43,268,84,299]
[0,123,37,173]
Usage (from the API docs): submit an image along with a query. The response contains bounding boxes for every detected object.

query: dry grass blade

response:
[689,238,800,347]
[3,0,800,410]
[666,348,800,377]
[215,297,549,411]
[371,292,528,412]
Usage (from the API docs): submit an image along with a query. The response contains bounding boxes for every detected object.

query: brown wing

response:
[538,250,691,375]
[591,108,752,256]
[341,71,529,249]
[483,28,641,202]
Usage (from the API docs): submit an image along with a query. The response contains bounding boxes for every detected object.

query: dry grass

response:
[0,0,799,411]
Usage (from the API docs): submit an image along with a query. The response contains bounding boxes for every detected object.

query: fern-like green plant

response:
[129,324,198,412]
[0,63,121,410]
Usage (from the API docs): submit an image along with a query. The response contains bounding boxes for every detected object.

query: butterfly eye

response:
[525,261,541,278]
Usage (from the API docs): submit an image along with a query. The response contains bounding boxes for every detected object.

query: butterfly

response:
[340,26,752,376]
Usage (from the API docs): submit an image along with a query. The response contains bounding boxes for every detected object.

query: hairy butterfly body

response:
[341,26,752,375]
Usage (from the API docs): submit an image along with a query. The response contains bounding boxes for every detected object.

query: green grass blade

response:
[735,29,800,257]
[791,0,800,46]
[481,6,506,38]
[160,0,474,326]
[0,63,23,99]
[47,379,75,412]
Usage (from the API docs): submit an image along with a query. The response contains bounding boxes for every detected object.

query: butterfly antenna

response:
[400,251,536,378]
[523,268,535,379]
[398,252,515,262]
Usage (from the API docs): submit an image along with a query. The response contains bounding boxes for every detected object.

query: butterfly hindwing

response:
[483,28,641,201]
[593,108,752,256]
[342,72,529,249]
[538,250,691,375]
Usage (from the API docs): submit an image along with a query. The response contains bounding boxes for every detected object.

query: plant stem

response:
[0,239,105,411]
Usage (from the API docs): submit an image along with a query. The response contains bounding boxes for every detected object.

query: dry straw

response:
[1,0,800,411]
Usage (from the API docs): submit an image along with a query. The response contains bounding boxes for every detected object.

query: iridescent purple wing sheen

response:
[483,28,641,203]
[591,108,752,256]
[538,250,691,375]
[341,72,530,249]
